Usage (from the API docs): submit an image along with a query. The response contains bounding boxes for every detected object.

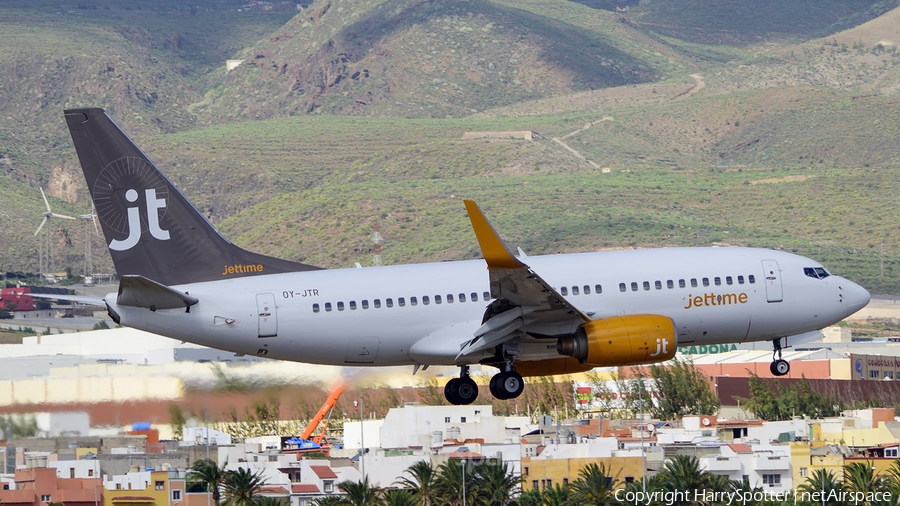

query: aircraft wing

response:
[458,200,589,358]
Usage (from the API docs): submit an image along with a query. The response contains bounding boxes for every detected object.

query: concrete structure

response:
[0,466,101,506]
[461,131,535,141]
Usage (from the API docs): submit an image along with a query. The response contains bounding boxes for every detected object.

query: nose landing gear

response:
[770,337,790,376]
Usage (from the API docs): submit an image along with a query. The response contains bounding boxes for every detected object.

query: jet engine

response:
[557,314,677,367]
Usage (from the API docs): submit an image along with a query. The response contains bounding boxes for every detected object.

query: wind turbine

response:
[80,201,99,278]
[34,187,76,277]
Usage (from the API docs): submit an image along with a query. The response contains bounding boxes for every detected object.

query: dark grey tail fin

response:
[64,108,321,286]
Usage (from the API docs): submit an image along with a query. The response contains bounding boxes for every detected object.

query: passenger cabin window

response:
[804,267,830,279]
[655,280,662,290]
[572,286,579,295]
[667,280,674,289]
[398,297,406,307]
[619,283,627,292]
[362,300,369,309]
[471,292,478,302]
[714,277,721,286]
[643,281,650,291]
[325,302,332,312]
[691,278,698,288]
[631,282,638,292]
[483,291,490,300]
[411,297,418,306]
[350,301,357,310]
[313,303,320,313]
[423,296,430,305]
[679,279,686,288]
[337,301,345,311]
[726,276,733,285]
[738,276,745,284]
[374,299,381,308]
[749,275,756,284]
[386,298,393,308]
[459,293,466,302]
[702,277,710,287]
[595,284,602,293]
[583,285,591,295]
[434,295,441,304]
[560,287,568,296]
[447,294,454,303]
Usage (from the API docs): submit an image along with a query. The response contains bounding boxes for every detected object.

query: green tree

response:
[654,455,715,506]
[740,373,841,420]
[222,467,266,506]
[255,498,288,506]
[311,497,345,506]
[434,459,481,506]
[516,489,543,506]
[568,462,619,506]
[396,460,437,506]
[541,482,571,506]
[383,489,418,506]
[649,356,720,419]
[337,477,383,506]
[187,459,226,506]
[797,468,845,506]
[478,458,521,505]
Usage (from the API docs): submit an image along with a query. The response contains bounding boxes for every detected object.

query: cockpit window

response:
[804,267,830,279]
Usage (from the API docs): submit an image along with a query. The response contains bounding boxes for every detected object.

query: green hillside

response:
[0,0,295,182]
[191,0,685,122]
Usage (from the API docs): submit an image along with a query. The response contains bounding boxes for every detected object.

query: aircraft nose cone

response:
[844,280,870,317]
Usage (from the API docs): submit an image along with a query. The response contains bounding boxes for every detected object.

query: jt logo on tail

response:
[109,188,170,251]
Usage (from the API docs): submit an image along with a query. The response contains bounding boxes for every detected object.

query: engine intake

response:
[558,314,677,367]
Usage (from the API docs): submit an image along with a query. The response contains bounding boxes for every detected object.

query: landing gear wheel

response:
[770,337,789,376]
[490,371,525,400]
[771,359,790,376]
[444,377,479,405]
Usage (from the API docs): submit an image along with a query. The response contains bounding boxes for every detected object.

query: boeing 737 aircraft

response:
[59,108,870,405]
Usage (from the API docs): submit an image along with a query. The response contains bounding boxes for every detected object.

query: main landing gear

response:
[445,366,479,405]
[770,337,790,376]
[444,364,526,405]
[490,365,524,400]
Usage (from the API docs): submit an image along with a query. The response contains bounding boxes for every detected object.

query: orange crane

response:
[287,382,345,449]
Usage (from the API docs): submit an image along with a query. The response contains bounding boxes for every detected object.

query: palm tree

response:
[312,496,345,506]
[434,458,481,506]
[516,489,543,506]
[383,489,419,506]
[222,467,266,506]
[188,458,226,506]
[798,468,845,506]
[844,461,890,503]
[568,462,619,506]
[478,459,522,505]
[541,482,571,506]
[255,498,288,506]
[654,455,712,505]
[396,460,437,506]
[338,477,383,506]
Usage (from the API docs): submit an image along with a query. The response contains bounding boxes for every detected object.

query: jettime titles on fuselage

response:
[683,292,748,310]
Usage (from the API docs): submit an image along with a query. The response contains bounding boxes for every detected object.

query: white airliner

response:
[59,108,870,405]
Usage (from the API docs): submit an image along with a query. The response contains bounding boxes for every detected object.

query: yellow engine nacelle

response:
[557,314,677,367]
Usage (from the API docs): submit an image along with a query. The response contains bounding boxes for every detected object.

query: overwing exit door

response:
[256,293,277,337]
[761,260,783,303]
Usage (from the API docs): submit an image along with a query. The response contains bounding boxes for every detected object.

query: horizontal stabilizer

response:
[117,275,199,310]
[28,293,106,306]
